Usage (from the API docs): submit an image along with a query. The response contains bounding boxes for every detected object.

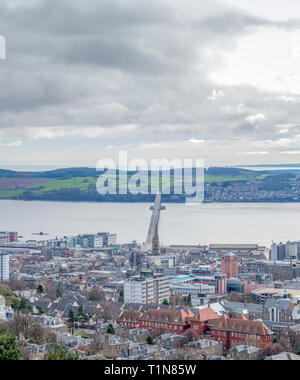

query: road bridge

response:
[142,193,165,253]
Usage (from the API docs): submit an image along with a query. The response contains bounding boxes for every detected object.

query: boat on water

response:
[31,232,49,236]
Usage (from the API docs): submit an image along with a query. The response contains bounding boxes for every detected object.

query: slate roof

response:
[229,345,260,354]
[265,352,300,360]
[264,298,292,311]
[209,315,273,336]
[222,301,263,314]
[223,252,237,257]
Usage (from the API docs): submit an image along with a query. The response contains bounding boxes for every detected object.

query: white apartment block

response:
[124,276,170,304]
[107,233,117,246]
[170,283,215,295]
[0,252,10,282]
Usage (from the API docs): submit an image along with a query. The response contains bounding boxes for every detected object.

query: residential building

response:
[229,345,261,360]
[124,276,170,304]
[0,252,9,281]
[265,352,300,360]
[0,295,13,321]
[208,314,273,349]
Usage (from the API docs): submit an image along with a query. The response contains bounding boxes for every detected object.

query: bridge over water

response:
[142,193,165,253]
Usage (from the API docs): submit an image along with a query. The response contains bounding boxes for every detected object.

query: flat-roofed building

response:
[209,244,264,259]
[0,252,9,281]
[124,276,170,304]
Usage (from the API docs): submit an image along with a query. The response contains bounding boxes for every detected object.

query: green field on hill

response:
[0,172,269,200]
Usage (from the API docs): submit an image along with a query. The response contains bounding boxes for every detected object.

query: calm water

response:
[0,200,300,247]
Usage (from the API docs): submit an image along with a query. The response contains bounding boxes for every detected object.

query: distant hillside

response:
[0,166,258,178]
[0,167,98,178]
[206,167,257,177]
[1,165,297,203]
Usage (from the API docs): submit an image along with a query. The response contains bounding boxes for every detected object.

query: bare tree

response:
[85,288,105,302]
[97,302,119,323]
[258,343,285,360]
[89,333,104,355]
[183,328,199,342]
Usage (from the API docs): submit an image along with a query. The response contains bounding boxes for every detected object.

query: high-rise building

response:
[129,251,144,269]
[97,232,117,246]
[0,252,10,282]
[75,234,103,248]
[124,276,170,304]
[285,241,300,259]
[8,232,18,242]
[221,252,239,279]
[271,243,286,261]
[0,232,9,244]
[0,232,18,243]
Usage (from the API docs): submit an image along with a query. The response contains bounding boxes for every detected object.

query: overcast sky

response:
[1,0,300,168]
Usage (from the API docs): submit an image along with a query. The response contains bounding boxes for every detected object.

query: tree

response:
[106,324,115,335]
[183,328,199,342]
[78,305,84,317]
[12,298,32,313]
[10,314,30,339]
[259,343,285,360]
[36,305,45,316]
[89,334,103,355]
[118,290,124,303]
[183,295,192,307]
[37,285,45,294]
[146,336,154,345]
[162,299,169,305]
[56,283,63,299]
[276,330,294,353]
[152,327,169,338]
[85,288,105,302]
[47,345,79,361]
[0,333,20,360]
[0,284,20,307]
[97,302,119,323]
[27,322,45,345]
[68,309,75,324]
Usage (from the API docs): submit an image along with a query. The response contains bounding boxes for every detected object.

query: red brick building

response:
[117,310,141,330]
[138,309,193,334]
[117,307,273,350]
[208,314,273,349]
[9,232,18,242]
[221,252,239,279]
[117,308,194,334]
[189,307,219,334]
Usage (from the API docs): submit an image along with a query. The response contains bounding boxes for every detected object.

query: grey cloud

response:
[1,0,300,154]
